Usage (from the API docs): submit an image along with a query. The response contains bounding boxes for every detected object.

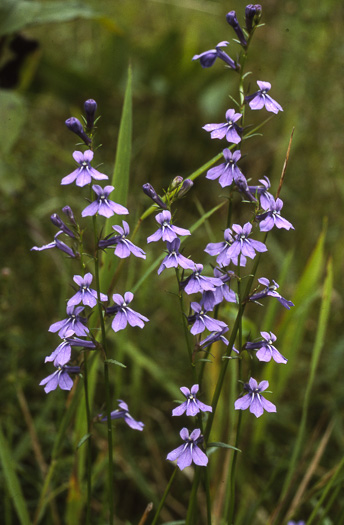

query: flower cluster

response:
[32,99,147,431]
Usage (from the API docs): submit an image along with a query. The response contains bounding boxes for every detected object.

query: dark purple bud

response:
[142,183,168,210]
[65,117,91,145]
[62,206,77,225]
[245,4,262,33]
[84,99,97,129]
[178,179,194,198]
[50,213,76,238]
[226,11,247,46]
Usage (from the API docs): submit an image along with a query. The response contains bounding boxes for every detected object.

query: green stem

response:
[83,352,92,525]
[150,467,178,525]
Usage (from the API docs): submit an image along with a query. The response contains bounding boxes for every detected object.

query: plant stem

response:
[83,352,92,525]
[150,467,178,525]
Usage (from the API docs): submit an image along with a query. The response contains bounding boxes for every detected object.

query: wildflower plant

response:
[28,5,306,525]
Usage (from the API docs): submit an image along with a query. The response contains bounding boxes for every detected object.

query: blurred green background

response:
[1,0,343,524]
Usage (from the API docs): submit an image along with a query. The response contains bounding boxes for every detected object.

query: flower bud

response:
[226,11,247,47]
[84,99,97,129]
[50,213,76,238]
[62,205,77,225]
[142,183,168,209]
[245,4,262,33]
[177,179,193,198]
[170,176,184,190]
[65,117,91,145]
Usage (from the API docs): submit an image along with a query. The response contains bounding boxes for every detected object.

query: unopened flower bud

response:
[65,117,91,145]
[62,205,77,225]
[178,179,193,198]
[245,4,262,33]
[226,11,247,47]
[170,176,184,190]
[84,99,97,129]
[50,213,75,238]
[142,183,168,209]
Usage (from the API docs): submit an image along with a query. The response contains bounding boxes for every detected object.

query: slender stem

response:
[175,268,195,373]
[204,466,212,525]
[83,352,92,525]
[150,467,178,525]
[93,216,114,525]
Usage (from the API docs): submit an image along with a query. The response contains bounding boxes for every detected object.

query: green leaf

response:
[0,1,101,36]
[77,433,92,449]
[0,426,31,525]
[104,359,127,368]
[207,442,241,452]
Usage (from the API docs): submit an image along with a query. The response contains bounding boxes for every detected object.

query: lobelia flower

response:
[50,213,75,238]
[49,305,89,338]
[204,229,236,267]
[166,428,208,471]
[234,173,257,202]
[198,327,229,350]
[203,109,242,144]
[99,221,146,259]
[212,268,237,304]
[180,263,223,295]
[224,223,267,264]
[84,99,97,129]
[256,196,294,232]
[147,210,190,243]
[142,183,168,209]
[245,331,287,364]
[100,400,144,431]
[61,150,108,187]
[248,176,273,208]
[40,365,80,393]
[206,149,244,188]
[65,117,91,145]
[249,277,294,309]
[81,185,129,218]
[45,331,96,367]
[172,384,212,416]
[106,292,149,332]
[226,11,247,47]
[157,238,195,275]
[245,81,283,114]
[287,521,305,525]
[187,302,228,335]
[234,377,276,418]
[245,4,262,33]
[192,41,237,70]
[67,272,108,309]
[31,231,76,258]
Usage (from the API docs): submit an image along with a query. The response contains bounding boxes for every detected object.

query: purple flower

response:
[84,99,97,129]
[106,292,149,332]
[172,384,212,417]
[166,428,208,470]
[40,365,80,393]
[245,81,283,114]
[31,231,76,258]
[158,238,195,275]
[65,117,91,145]
[147,210,190,243]
[50,213,75,238]
[81,185,129,218]
[188,302,228,335]
[99,221,146,259]
[234,173,257,202]
[142,183,168,209]
[206,149,244,187]
[248,176,273,208]
[62,205,77,225]
[226,223,267,263]
[249,277,294,310]
[45,332,96,367]
[234,378,276,418]
[67,272,108,309]
[203,109,242,144]
[192,41,237,70]
[204,229,236,267]
[61,150,108,187]
[198,327,229,350]
[212,268,237,304]
[226,11,247,47]
[256,196,294,232]
[245,4,262,33]
[245,331,287,364]
[100,400,144,431]
[49,305,89,338]
[180,264,223,295]
[287,522,305,525]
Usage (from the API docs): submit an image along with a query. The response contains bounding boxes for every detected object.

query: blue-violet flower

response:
[203,109,242,144]
[99,221,146,259]
[40,365,80,393]
[82,185,129,218]
[206,149,244,187]
[106,292,149,332]
[166,428,208,470]
[245,331,287,364]
[67,272,108,309]
[147,210,190,243]
[245,81,283,114]
[234,377,276,418]
[61,150,108,187]
[172,384,212,416]
[100,400,144,431]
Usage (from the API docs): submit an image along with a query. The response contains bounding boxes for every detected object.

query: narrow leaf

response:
[105,358,127,368]
[77,433,92,449]
[207,442,241,452]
